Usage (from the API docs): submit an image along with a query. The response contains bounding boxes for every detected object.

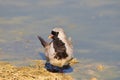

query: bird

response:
[38,27,73,72]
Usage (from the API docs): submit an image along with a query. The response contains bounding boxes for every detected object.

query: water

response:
[0,26,120,80]
[0,0,120,79]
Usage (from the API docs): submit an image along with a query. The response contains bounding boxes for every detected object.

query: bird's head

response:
[48,27,66,40]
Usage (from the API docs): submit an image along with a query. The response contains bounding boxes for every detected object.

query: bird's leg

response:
[60,67,64,75]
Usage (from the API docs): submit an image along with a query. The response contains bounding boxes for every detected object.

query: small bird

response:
[38,27,73,71]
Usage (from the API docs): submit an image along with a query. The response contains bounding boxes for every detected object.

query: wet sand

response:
[0,60,74,80]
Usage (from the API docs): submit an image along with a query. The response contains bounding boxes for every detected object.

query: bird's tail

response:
[37,36,48,47]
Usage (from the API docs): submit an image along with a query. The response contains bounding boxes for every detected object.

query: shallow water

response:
[0,0,120,79]
[0,26,120,80]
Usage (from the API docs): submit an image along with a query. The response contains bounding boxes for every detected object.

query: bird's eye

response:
[51,31,56,35]
[51,31,55,35]
[51,31,59,36]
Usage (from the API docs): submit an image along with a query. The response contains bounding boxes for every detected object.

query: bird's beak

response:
[48,34,54,39]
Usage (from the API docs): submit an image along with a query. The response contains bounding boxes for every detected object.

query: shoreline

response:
[0,60,73,80]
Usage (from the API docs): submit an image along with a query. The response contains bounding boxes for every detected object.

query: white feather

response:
[44,27,73,67]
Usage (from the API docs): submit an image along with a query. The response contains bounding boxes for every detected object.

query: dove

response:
[38,27,73,69]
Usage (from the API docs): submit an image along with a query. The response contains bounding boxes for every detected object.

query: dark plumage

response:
[38,27,73,67]
[53,37,68,60]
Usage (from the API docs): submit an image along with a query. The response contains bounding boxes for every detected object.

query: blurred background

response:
[0,0,120,80]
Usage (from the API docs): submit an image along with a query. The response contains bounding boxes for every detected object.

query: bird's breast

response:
[52,39,69,60]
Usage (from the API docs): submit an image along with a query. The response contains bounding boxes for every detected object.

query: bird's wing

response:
[52,38,69,60]
[37,36,48,47]
[54,40,66,52]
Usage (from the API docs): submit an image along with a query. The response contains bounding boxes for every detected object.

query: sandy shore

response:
[0,60,74,80]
